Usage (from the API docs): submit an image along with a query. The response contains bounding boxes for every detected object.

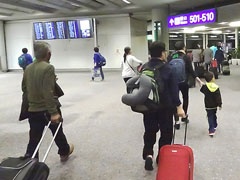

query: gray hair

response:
[34,41,51,59]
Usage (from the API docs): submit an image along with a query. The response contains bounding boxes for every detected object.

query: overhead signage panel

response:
[168,8,217,28]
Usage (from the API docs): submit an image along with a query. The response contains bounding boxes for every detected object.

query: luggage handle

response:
[172,116,188,145]
[31,116,62,163]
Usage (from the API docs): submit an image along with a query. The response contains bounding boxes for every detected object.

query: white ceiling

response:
[0,0,240,33]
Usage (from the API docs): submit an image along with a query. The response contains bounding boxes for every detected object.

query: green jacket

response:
[22,60,58,115]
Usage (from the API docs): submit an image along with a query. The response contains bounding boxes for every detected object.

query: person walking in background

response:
[141,41,185,171]
[92,47,105,81]
[192,43,202,71]
[200,71,222,136]
[121,46,143,83]
[169,41,202,130]
[18,48,33,70]
[22,41,74,161]
[215,45,224,74]
[203,44,214,71]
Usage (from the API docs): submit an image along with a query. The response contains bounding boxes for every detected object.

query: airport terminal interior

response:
[1,0,240,179]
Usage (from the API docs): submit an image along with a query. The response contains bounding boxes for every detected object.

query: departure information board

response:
[33,22,45,40]
[79,19,92,38]
[44,22,56,39]
[168,8,217,28]
[56,21,67,39]
[67,20,80,38]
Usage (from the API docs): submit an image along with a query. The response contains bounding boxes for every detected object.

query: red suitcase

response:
[156,120,194,180]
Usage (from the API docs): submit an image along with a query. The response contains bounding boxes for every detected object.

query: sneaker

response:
[174,122,180,130]
[145,156,153,171]
[91,77,94,81]
[209,131,215,136]
[60,144,74,162]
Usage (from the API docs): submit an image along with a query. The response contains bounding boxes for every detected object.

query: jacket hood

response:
[206,82,219,92]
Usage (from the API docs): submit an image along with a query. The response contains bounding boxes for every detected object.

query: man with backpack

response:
[18,48,33,70]
[168,41,202,130]
[141,41,185,171]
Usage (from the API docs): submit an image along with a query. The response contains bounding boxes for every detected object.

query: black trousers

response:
[178,82,189,115]
[142,107,174,159]
[26,109,69,158]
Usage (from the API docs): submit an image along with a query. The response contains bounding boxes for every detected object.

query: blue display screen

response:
[67,20,80,38]
[44,22,57,39]
[33,22,45,40]
[56,21,68,39]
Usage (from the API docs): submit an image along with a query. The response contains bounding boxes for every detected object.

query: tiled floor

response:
[1,65,240,180]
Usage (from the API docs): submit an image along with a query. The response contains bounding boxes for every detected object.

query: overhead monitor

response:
[55,21,68,39]
[33,22,46,40]
[67,20,80,38]
[79,19,92,38]
[168,8,217,28]
[44,22,57,40]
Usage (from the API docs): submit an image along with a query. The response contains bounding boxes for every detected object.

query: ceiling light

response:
[218,22,228,25]
[193,26,208,31]
[183,28,195,33]
[191,35,199,38]
[229,21,240,27]
[210,35,217,38]
[122,0,131,4]
[210,30,222,34]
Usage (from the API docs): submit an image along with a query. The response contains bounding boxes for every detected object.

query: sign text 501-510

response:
[189,12,215,24]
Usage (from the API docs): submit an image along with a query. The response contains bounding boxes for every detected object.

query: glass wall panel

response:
[169,33,184,51]
[186,34,203,49]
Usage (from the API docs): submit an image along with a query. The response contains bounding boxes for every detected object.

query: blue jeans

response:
[206,109,218,133]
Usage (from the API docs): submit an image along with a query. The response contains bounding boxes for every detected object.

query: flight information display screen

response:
[79,19,92,38]
[33,22,45,40]
[56,21,68,39]
[67,20,80,38]
[44,22,57,39]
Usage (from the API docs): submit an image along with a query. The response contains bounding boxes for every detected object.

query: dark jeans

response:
[217,61,222,73]
[26,109,69,158]
[99,66,104,80]
[193,62,200,71]
[142,107,174,159]
[123,77,132,93]
[206,109,218,133]
[179,82,189,115]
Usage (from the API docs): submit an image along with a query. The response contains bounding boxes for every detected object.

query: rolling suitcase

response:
[0,121,62,180]
[222,60,230,75]
[156,120,194,180]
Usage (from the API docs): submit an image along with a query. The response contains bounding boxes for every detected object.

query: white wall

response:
[5,15,133,70]
[97,16,131,68]
[130,18,148,63]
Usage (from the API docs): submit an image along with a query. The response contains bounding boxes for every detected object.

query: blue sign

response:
[168,8,217,28]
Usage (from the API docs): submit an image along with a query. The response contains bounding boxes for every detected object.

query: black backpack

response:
[121,63,164,113]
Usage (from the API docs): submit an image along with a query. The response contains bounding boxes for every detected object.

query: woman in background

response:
[121,47,143,83]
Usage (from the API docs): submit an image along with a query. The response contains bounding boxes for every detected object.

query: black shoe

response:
[91,77,94,81]
[145,156,153,171]
[174,123,180,130]
[181,116,189,123]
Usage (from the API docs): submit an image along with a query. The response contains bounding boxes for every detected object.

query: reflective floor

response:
[1,66,240,180]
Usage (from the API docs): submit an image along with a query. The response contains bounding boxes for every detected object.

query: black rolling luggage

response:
[209,67,218,79]
[222,60,230,75]
[0,121,62,180]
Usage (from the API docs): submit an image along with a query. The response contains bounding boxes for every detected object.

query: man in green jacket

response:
[22,41,74,162]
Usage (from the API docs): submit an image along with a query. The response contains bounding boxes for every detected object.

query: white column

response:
[203,34,206,49]
[0,21,7,72]
[235,28,238,49]
[152,8,169,50]
[93,18,98,47]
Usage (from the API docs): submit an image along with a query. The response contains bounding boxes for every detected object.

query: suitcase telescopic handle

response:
[31,120,62,163]
[172,117,188,145]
